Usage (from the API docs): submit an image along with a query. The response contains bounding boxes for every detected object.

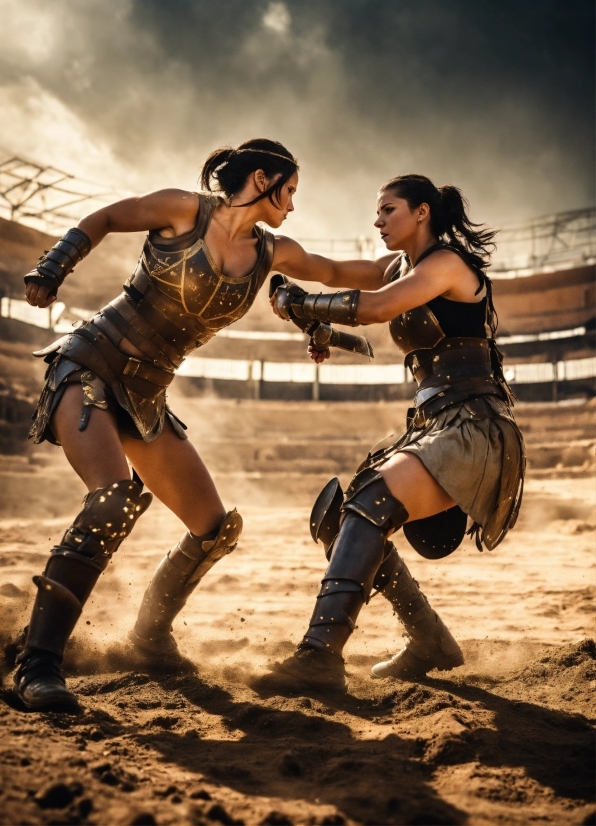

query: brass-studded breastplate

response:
[83,193,274,375]
[136,195,273,334]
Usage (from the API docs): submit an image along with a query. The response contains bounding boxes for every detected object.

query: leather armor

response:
[44,195,274,439]
[386,251,508,420]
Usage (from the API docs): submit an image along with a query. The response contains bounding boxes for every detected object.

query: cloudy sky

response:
[0,0,593,238]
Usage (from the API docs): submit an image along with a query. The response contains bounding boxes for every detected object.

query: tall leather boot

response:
[130,510,243,664]
[14,480,152,710]
[370,543,464,680]
[269,470,409,692]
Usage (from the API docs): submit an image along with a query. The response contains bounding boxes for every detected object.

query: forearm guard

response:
[270,275,371,356]
[24,227,92,295]
[298,290,361,327]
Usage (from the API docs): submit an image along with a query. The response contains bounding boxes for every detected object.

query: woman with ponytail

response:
[269,173,525,693]
[17,138,393,711]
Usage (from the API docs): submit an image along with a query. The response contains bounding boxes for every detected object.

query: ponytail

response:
[381,174,496,271]
[200,138,298,207]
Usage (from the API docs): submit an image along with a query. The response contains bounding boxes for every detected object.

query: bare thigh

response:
[121,421,226,536]
[378,452,455,522]
[51,384,130,491]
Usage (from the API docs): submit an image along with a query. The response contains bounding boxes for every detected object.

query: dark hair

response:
[380,174,496,270]
[200,138,298,208]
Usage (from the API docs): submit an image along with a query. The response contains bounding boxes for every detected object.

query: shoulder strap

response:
[195,193,219,240]
[252,226,276,292]
[414,242,448,267]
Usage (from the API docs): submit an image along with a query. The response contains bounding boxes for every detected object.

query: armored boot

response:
[14,480,152,710]
[371,544,464,680]
[270,471,408,692]
[130,510,243,664]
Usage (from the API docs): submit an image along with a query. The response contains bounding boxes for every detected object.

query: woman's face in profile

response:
[259,172,298,229]
[374,191,419,251]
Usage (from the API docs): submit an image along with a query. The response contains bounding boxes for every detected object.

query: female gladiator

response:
[270,174,525,692]
[17,138,390,711]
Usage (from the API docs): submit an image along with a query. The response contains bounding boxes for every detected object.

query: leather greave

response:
[22,479,151,661]
[132,510,243,647]
[303,476,408,657]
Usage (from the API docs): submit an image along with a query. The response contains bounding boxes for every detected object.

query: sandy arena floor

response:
[0,461,594,826]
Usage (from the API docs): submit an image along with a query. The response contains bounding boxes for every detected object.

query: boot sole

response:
[126,631,195,673]
[371,650,464,680]
[15,690,80,713]
[262,659,347,694]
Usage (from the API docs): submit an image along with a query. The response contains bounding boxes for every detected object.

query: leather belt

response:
[414,375,502,408]
[63,324,175,394]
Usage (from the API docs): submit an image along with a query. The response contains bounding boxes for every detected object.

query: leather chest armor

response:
[55,194,274,438]
[386,248,507,417]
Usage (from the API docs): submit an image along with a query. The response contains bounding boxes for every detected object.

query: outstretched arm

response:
[272,235,395,290]
[25,189,199,308]
[272,250,473,327]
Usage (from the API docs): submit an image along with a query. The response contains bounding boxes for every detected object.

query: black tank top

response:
[391,243,489,339]
[426,295,487,338]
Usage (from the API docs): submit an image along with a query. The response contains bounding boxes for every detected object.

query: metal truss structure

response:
[491,207,596,273]
[0,156,124,234]
[1,154,593,274]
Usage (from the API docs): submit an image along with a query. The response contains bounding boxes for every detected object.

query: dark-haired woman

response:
[270,174,525,692]
[17,139,393,711]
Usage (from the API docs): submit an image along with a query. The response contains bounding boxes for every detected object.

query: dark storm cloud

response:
[0,0,593,236]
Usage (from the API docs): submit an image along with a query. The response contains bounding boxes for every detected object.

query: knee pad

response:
[169,509,243,587]
[310,477,343,560]
[59,479,153,563]
[343,468,408,532]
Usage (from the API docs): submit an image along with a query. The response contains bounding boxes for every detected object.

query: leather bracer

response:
[297,290,360,327]
[24,228,92,295]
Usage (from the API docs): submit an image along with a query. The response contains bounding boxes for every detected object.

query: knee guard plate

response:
[60,479,152,562]
[343,468,408,531]
[169,509,243,587]
[310,477,343,559]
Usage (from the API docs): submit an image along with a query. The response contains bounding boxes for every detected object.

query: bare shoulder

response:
[272,234,303,266]
[414,248,482,300]
[147,188,198,211]
[415,248,470,274]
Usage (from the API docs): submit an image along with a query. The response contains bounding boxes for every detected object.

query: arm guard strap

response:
[24,227,92,295]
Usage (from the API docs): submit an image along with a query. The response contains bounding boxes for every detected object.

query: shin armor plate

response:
[24,479,152,657]
[131,510,243,656]
[302,474,408,656]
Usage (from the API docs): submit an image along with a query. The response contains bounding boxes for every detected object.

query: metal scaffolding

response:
[0,156,124,234]
[491,207,596,273]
